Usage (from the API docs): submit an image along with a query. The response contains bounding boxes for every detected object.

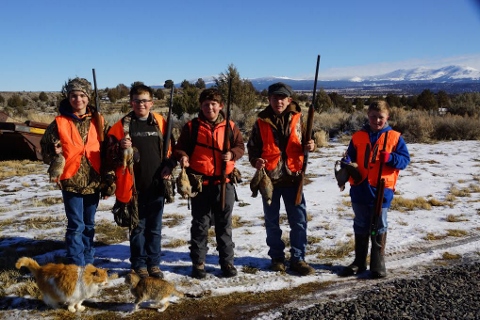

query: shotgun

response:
[163,80,175,204]
[220,77,232,210]
[91,68,104,142]
[295,54,321,205]
[371,131,389,237]
[163,80,174,159]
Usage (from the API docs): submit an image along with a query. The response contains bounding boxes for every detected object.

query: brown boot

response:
[339,233,369,277]
[370,232,387,279]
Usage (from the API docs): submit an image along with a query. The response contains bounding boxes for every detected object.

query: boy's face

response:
[368,110,389,132]
[269,94,292,115]
[68,91,89,115]
[200,99,223,121]
[130,92,153,118]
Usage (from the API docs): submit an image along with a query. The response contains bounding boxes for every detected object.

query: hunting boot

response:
[370,232,387,279]
[339,233,369,277]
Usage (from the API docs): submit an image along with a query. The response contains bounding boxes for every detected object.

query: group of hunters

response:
[40,77,410,281]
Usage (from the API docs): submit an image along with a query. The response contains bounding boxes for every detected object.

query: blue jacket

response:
[346,123,410,207]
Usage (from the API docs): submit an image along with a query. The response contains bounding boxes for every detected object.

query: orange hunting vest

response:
[349,130,401,189]
[188,119,235,177]
[257,113,304,173]
[107,113,167,203]
[56,116,102,180]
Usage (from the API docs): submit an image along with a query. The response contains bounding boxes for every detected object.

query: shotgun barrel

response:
[295,54,321,205]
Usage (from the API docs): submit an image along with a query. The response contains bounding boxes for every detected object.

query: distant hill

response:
[196,65,480,95]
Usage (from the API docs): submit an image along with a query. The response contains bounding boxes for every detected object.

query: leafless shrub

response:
[313,130,329,148]
[432,114,480,140]
[315,110,351,137]
[391,108,434,143]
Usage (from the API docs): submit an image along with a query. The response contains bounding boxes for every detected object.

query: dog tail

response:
[15,257,41,276]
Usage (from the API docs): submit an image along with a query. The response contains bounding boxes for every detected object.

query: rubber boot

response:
[338,234,369,277]
[370,232,387,279]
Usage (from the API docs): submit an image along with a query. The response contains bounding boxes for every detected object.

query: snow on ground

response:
[1,140,480,319]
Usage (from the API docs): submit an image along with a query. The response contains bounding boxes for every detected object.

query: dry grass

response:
[423,232,447,241]
[311,238,354,259]
[423,229,468,241]
[0,269,22,297]
[9,279,40,299]
[163,238,189,248]
[232,214,254,228]
[390,196,432,211]
[446,229,468,237]
[31,196,64,207]
[440,251,462,260]
[94,220,129,245]
[242,264,260,275]
[0,160,45,180]
[449,185,471,197]
[445,214,469,222]
[163,213,186,228]
[22,215,66,230]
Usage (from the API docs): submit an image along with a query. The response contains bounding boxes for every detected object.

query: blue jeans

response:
[62,191,99,266]
[129,194,164,270]
[263,186,308,262]
[352,202,388,235]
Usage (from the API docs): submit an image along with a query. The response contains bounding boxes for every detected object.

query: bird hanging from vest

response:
[48,153,65,189]
[122,133,135,175]
[176,167,198,199]
[250,168,273,205]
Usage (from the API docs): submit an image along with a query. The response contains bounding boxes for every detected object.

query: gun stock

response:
[295,54,321,205]
[91,68,104,142]
[220,77,233,210]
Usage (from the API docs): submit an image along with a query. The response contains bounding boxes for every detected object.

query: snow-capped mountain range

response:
[182,65,479,94]
[355,65,480,82]
[244,65,480,94]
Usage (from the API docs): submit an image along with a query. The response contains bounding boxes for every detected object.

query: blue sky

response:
[1,0,480,91]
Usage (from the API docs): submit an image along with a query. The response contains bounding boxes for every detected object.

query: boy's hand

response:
[304,139,315,152]
[180,156,190,168]
[255,158,267,170]
[380,151,390,163]
[120,137,132,149]
[222,151,233,162]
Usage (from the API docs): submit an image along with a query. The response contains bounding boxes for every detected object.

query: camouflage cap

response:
[66,77,92,98]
